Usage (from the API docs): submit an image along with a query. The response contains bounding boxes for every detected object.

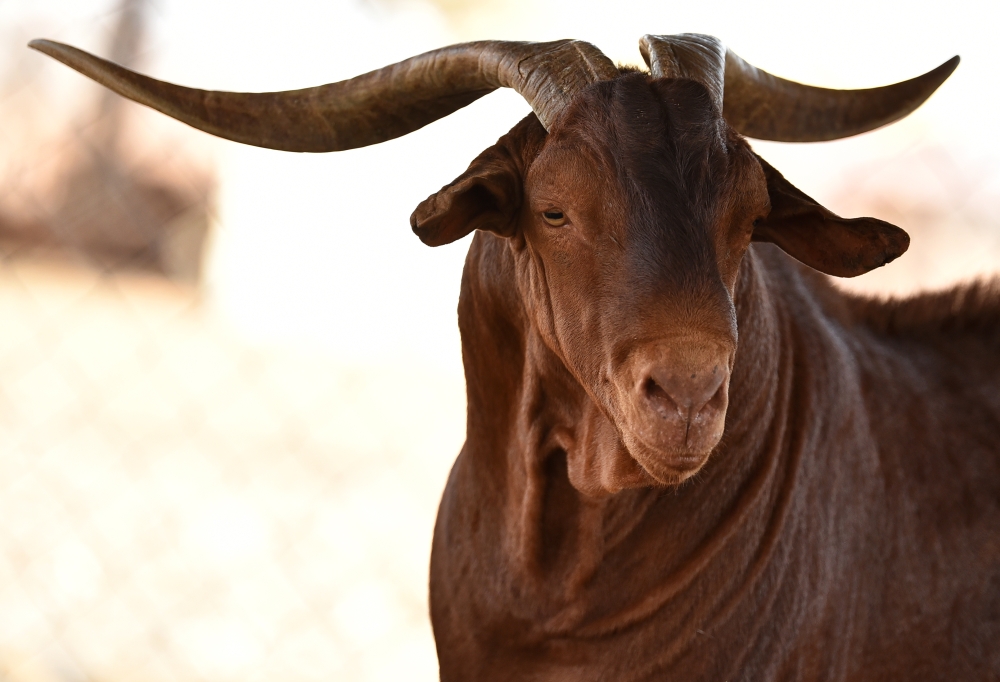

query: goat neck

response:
[430,233,857,678]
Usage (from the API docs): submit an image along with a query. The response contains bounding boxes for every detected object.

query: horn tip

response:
[926,54,960,91]
[28,39,65,57]
[930,55,960,81]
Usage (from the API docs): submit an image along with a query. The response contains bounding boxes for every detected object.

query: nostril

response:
[641,366,729,420]
[643,377,677,409]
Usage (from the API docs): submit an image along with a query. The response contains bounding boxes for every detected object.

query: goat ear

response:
[752,155,910,277]
[410,140,523,247]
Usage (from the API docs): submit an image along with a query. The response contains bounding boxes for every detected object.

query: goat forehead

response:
[564,84,732,268]
[547,74,734,219]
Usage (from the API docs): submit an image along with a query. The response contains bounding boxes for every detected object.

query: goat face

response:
[413,72,906,491]
[522,75,754,483]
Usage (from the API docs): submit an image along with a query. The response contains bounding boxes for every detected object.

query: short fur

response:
[411,71,1000,680]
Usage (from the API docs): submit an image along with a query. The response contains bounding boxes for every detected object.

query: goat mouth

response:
[621,435,714,485]
[623,406,727,462]
[603,395,726,485]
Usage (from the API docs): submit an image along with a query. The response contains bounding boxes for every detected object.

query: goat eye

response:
[542,210,567,227]
[752,217,763,228]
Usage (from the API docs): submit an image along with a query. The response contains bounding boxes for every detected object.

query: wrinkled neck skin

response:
[432,234,875,680]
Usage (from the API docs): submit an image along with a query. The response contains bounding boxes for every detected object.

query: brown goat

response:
[423,85,1000,681]
[31,34,1000,680]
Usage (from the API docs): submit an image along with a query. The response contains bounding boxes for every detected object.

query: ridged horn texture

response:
[640,33,959,142]
[28,38,618,152]
[639,34,726,112]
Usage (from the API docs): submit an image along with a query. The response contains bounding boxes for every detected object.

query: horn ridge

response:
[640,34,726,111]
[638,33,959,142]
[29,38,618,153]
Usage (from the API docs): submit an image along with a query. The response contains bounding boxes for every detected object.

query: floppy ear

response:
[410,139,524,247]
[752,155,910,277]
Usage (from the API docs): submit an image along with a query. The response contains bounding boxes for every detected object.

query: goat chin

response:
[621,433,720,486]
[613,380,730,484]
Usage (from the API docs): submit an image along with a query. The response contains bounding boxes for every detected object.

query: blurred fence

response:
[2,3,1000,682]
[0,259,462,682]
[0,3,463,681]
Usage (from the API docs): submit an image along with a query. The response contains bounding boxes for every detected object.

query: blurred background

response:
[0,0,998,680]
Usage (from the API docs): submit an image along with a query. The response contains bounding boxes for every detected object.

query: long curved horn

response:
[29,38,618,152]
[639,34,959,142]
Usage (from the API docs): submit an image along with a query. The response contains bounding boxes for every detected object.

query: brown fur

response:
[411,71,1000,680]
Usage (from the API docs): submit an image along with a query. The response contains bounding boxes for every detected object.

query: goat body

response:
[425,94,1000,680]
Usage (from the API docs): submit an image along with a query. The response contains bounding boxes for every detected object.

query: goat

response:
[31,33,1000,680]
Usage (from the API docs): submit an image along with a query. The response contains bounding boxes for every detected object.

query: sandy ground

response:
[0,258,465,682]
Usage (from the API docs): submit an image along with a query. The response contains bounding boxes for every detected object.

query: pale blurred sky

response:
[4,0,999,374]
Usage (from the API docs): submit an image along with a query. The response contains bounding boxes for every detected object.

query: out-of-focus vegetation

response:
[0,0,212,280]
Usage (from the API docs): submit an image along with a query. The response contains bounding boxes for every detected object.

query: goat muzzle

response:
[617,343,733,483]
